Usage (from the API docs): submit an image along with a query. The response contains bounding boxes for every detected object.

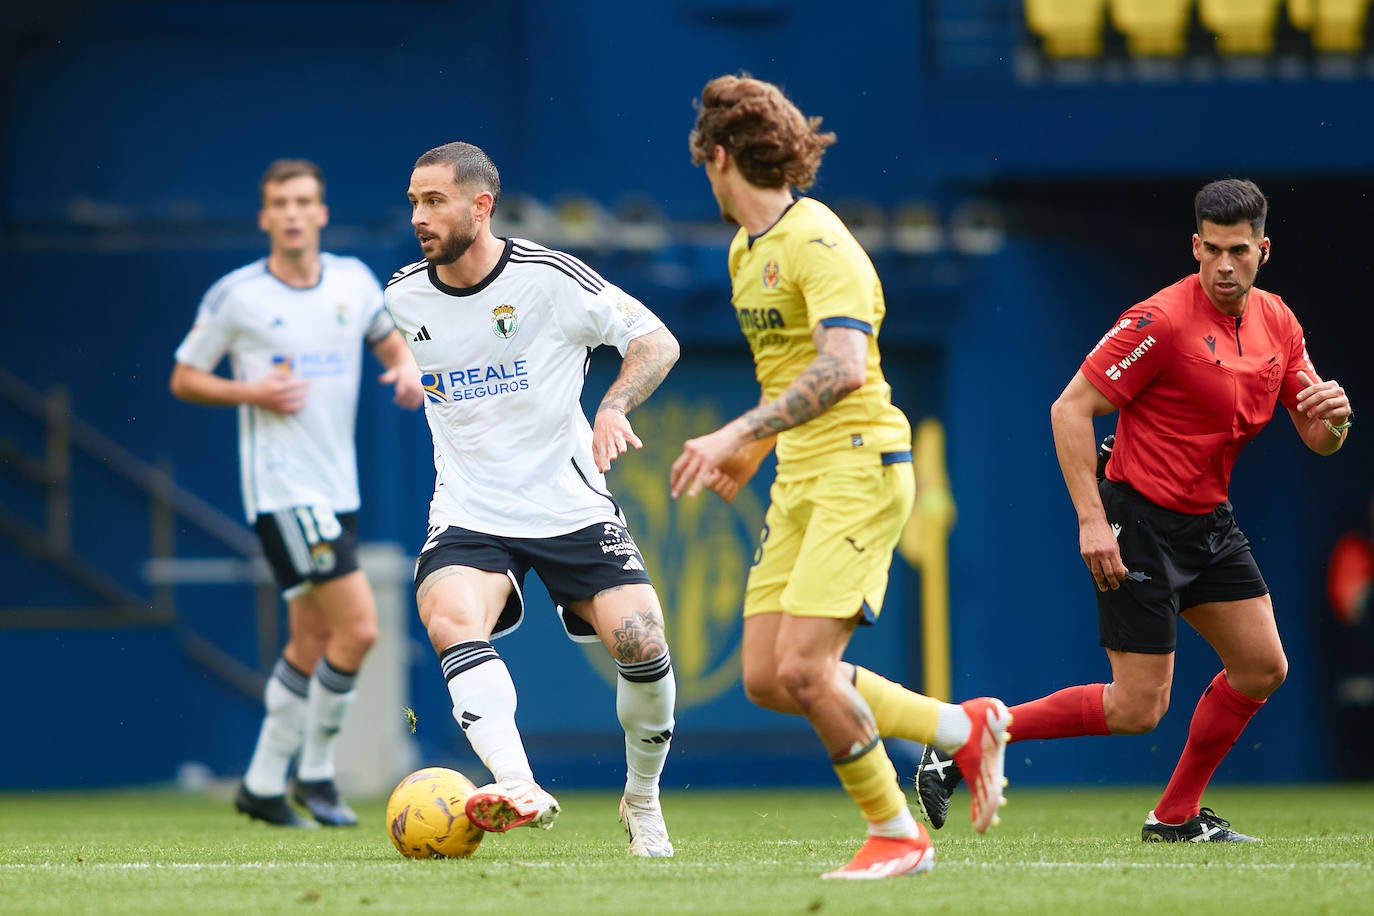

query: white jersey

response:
[174,253,395,521]
[384,238,664,538]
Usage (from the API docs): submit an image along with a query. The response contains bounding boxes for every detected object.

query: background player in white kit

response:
[385,142,681,857]
[170,159,422,827]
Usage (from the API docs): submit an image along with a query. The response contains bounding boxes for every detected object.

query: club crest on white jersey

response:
[492,303,519,338]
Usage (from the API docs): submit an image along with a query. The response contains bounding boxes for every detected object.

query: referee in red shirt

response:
[917,178,1353,842]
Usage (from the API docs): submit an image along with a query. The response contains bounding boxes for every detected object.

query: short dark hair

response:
[1195,178,1267,234]
[259,159,325,206]
[414,141,501,208]
[689,74,836,191]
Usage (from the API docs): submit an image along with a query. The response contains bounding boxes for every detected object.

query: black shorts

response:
[413,521,653,641]
[254,508,361,598]
[1096,480,1269,654]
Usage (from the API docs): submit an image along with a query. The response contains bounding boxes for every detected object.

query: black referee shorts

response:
[1095,480,1269,654]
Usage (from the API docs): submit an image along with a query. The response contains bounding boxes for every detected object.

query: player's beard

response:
[425,218,479,266]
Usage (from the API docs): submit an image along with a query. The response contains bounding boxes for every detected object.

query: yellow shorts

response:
[743,460,915,620]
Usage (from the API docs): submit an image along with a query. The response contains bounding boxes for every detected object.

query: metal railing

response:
[0,365,276,698]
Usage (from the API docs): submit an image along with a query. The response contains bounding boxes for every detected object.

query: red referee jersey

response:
[1081,274,1316,514]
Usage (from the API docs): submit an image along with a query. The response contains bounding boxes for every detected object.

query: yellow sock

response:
[854,666,941,744]
[832,737,906,824]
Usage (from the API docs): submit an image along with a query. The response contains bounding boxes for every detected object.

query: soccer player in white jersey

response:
[170,159,422,828]
[384,141,681,857]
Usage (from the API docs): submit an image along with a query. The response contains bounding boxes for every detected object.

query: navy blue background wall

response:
[2,2,1371,790]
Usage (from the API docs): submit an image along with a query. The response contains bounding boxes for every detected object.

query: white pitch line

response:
[0,859,1369,872]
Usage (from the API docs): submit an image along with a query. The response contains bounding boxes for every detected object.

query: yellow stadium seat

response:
[1199,0,1282,54]
[1289,0,1371,53]
[890,201,943,255]
[1024,0,1109,58]
[1109,0,1194,56]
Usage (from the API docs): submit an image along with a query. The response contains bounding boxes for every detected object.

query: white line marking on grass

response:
[2,859,1370,872]
[1,863,348,870]
[946,859,1373,872]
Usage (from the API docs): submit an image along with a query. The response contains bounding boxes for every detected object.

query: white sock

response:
[441,641,534,786]
[616,653,675,800]
[868,807,922,839]
[296,658,357,782]
[934,703,972,753]
[243,658,309,796]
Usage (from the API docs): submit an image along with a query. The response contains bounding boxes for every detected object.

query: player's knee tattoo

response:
[839,676,879,743]
[611,608,668,664]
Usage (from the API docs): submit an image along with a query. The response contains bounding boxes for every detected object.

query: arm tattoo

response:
[598,327,680,415]
[611,608,669,664]
[739,352,848,440]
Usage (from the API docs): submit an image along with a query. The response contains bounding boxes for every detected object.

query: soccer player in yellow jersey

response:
[670,74,1012,879]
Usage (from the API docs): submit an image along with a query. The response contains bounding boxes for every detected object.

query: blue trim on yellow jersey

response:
[747,197,800,248]
[881,450,913,465]
[819,316,873,334]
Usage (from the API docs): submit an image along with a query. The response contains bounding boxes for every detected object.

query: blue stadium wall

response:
[2,1,1372,791]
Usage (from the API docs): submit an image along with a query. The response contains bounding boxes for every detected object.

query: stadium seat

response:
[832,199,889,254]
[1024,0,1109,58]
[949,200,1006,256]
[551,193,613,249]
[1109,0,1194,56]
[1199,0,1283,54]
[889,201,944,255]
[1288,0,1371,53]
[611,194,671,252]
[490,193,557,243]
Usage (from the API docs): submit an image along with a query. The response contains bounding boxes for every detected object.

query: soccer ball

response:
[385,767,484,859]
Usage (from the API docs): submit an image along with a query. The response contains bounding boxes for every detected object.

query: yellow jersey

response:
[727,197,912,480]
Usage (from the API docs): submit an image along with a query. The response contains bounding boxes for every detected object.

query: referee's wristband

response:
[1323,416,1353,437]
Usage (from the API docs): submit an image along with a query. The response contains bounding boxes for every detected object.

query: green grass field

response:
[2,784,1372,915]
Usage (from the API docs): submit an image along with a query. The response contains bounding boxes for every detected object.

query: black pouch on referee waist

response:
[1096,434,1115,481]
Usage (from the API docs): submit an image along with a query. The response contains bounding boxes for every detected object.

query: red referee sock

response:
[1153,671,1265,824]
[1007,684,1109,742]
